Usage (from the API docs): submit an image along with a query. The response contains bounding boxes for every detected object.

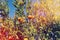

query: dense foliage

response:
[0,0,60,40]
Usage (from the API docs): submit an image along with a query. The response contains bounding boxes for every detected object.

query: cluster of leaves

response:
[0,0,9,16]
[0,18,27,40]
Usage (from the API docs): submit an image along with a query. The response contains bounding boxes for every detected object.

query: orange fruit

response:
[28,15,34,19]
[18,17,25,23]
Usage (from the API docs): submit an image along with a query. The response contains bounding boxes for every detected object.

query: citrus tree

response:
[13,0,60,40]
[13,0,27,40]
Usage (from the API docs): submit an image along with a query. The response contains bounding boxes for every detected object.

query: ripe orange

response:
[18,17,25,23]
[28,15,34,19]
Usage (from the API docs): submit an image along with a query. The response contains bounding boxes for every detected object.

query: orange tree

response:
[13,0,53,40]
[13,0,36,40]
[13,0,27,40]
[13,0,60,40]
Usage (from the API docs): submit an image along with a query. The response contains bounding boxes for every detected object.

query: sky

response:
[8,0,15,18]
[7,0,37,18]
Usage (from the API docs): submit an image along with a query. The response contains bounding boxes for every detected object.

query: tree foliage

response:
[0,0,9,17]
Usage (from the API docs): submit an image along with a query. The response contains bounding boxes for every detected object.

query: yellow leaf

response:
[24,37,28,40]
[18,0,24,5]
